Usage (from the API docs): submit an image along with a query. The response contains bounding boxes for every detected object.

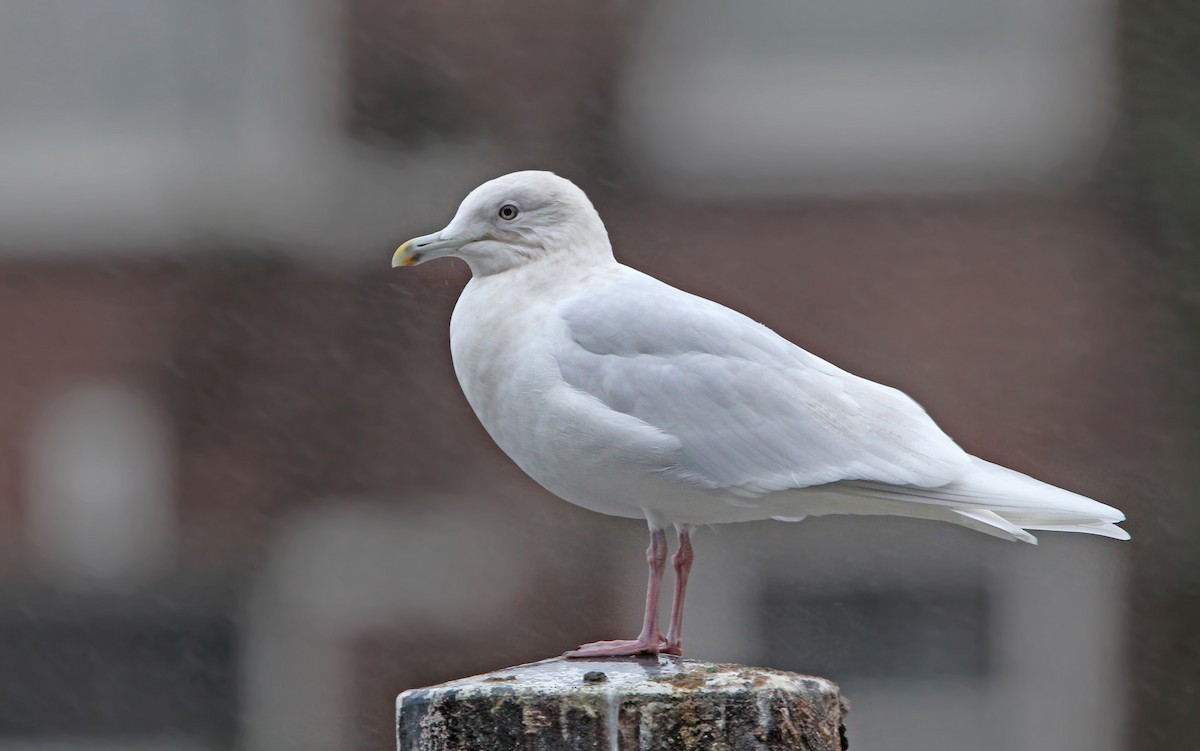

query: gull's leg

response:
[662,525,694,656]
[566,526,668,658]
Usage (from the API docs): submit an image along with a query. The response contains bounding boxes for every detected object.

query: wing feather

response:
[554,270,972,497]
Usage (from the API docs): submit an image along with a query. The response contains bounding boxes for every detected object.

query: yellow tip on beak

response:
[393,232,458,267]
[392,240,418,268]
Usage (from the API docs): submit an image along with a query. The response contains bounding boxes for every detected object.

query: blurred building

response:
[0,1,1188,750]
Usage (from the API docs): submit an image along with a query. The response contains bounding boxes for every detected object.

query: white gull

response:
[393,170,1128,658]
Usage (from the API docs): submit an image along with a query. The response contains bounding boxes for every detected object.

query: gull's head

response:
[393,170,612,276]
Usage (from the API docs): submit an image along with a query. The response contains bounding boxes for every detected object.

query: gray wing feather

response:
[554,270,972,497]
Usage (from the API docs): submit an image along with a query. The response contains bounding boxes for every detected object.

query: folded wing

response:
[555,269,973,497]
[554,268,1128,543]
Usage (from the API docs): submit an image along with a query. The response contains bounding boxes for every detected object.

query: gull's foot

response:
[565,635,666,658]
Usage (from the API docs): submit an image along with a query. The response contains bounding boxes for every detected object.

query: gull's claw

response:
[565,634,667,658]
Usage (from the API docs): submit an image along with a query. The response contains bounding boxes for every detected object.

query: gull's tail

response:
[836,457,1129,544]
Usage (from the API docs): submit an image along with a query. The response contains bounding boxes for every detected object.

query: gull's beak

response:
[392,232,463,268]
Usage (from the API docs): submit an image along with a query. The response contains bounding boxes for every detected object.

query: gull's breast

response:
[447,270,682,520]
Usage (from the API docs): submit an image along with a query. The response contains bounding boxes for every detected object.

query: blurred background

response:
[0,1,1196,749]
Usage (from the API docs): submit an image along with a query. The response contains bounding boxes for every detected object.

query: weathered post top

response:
[397,656,849,751]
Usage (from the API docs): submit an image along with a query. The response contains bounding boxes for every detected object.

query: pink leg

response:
[662,527,694,656]
[566,527,668,658]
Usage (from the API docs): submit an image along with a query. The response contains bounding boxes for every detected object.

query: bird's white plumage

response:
[423,170,1127,543]
[556,269,973,494]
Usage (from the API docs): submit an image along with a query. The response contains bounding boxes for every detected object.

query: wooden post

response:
[397,656,849,751]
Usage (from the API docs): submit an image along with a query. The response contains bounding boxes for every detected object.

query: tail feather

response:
[1019,522,1131,541]
[951,509,1039,544]
[840,457,1128,543]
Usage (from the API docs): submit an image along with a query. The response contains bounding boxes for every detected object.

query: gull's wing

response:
[554,268,973,497]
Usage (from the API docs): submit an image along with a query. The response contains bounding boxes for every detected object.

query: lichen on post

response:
[397,656,849,751]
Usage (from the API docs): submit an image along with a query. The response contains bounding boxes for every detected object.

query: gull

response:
[392,170,1129,658]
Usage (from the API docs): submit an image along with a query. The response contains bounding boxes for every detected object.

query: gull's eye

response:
[498,203,519,221]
